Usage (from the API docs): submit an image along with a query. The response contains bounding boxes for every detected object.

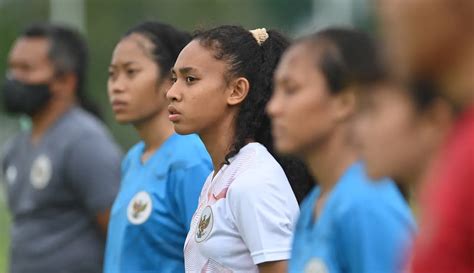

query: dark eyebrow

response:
[109,61,138,69]
[172,67,196,75]
[275,75,291,85]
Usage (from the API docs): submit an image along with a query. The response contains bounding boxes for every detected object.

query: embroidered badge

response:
[127,191,153,225]
[5,165,17,185]
[30,155,52,190]
[195,205,213,243]
[305,258,328,273]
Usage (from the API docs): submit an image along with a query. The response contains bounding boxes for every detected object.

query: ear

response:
[226,77,250,106]
[333,88,357,121]
[50,73,77,98]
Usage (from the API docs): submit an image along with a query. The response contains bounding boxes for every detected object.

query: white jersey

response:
[184,142,299,273]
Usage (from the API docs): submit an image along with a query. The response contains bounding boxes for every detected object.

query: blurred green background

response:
[0,0,371,271]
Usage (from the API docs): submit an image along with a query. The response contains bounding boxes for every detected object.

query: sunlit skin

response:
[167,40,288,273]
[108,34,169,125]
[108,33,174,162]
[267,42,358,217]
[267,43,340,157]
[167,40,247,172]
[377,0,474,109]
[377,0,463,77]
[354,84,452,186]
[167,40,233,136]
[8,37,54,84]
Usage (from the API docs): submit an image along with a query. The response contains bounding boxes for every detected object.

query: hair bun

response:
[249,28,269,46]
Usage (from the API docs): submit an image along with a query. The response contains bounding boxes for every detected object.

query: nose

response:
[166,82,181,102]
[108,74,126,95]
[266,92,282,119]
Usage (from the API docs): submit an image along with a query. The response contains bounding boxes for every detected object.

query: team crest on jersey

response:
[5,165,17,185]
[305,258,328,273]
[127,191,153,225]
[30,155,52,190]
[195,205,213,243]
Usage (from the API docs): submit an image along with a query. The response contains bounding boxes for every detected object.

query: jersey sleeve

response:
[227,171,298,265]
[335,198,413,273]
[65,133,122,214]
[168,162,211,231]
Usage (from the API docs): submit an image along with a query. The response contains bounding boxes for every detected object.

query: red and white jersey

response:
[184,143,299,273]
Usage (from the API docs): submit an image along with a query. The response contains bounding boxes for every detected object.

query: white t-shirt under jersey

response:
[184,142,299,273]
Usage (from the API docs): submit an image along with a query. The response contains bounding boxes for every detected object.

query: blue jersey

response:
[289,162,416,273]
[104,133,212,273]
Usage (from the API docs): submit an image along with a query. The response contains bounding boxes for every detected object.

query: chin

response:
[114,115,132,125]
[365,165,386,181]
[274,141,299,156]
[173,123,195,135]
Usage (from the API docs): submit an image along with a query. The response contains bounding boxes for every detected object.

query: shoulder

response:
[294,187,318,229]
[235,142,286,176]
[1,132,27,158]
[62,108,121,157]
[60,107,114,144]
[299,187,318,213]
[333,164,414,227]
[121,142,144,171]
[1,133,26,172]
[227,143,291,201]
[166,134,211,171]
[125,142,144,159]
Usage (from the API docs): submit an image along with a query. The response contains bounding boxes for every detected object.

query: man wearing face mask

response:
[0,23,122,273]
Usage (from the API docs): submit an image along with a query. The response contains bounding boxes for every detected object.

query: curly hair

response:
[194,25,313,202]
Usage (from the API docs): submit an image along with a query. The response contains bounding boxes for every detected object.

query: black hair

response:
[407,79,443,112]
[22,23,101,119]
[124,21,191,80]
[305,28,443,111]
[194,25,313,203]
[299,27,383,94]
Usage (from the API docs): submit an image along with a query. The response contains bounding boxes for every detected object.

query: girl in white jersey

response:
[167,26,310,273]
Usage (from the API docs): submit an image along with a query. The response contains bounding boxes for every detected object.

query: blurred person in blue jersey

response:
[104,21,212,273]
[267,28,416,273]
[0,23,122,273]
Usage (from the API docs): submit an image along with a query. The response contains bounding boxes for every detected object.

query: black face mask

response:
[1,77,52,116]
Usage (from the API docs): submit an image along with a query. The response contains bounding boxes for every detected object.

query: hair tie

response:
[249,28,269,46]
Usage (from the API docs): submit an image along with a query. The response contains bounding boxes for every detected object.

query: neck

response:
[135,110,174,162]
[303,125,358,195]
[440,43,474,111]
[199,112,236,174]
[31,98,75,144]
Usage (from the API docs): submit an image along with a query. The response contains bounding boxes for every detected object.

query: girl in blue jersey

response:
[267,28,417,273]
[104,21,212,273]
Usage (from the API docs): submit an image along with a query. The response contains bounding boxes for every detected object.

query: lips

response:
[271,123,285,139]
[111,99,127,112]
[168,105,182,122]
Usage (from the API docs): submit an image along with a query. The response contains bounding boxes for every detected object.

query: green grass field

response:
[0,197,10,273]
